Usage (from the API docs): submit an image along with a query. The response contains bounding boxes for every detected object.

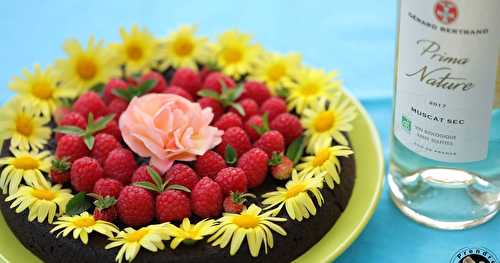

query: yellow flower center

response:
[285,183,306,198]
[222,47,243,64]
[173,38,194,57]
[300,83,320,96]
[313,148,331,167]
[313,111,335,132]
[266,63,286,82]
[31,81,54,100]
[12,156,39,170]
[15,115,34,136]
[31,189,55,200]
[232,214,259,229]
[183,228,199,239]
[126,228,149,242]
[73,217,96,228]
[76,56,98,80]
[126,43,143,61]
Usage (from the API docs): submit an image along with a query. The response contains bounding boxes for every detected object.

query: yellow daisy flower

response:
[105,224,170,263]
[296,146,353,189]
[301,96,357,152]
[0,101,51,150]
[250,52,301,94]
[55,37,120,94]
[287,68,341,113]
[164,218,217,249]
[214,30,262,78]
[262,170,324,221]
[112,25,160,74]
[5,179,72,223]
[8,64,77,116]
[0,148,52,195]
[159,25,209,70]
[208,204,286,257]
[51,212,119,245]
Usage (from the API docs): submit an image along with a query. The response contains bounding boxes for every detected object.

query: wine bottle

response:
[388,0,500,230]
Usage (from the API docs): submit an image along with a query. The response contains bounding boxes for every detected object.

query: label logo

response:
[450,247,498,263]
[434,0,458,25]
[401,116,412,133]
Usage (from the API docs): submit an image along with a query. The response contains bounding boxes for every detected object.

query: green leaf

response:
[197,89,220,100]
[276,87,290,98]
[286,136,306,164]
[93,196,117,210]
[147,166,163,190]
[59,98,74,108]
[66,192,93,216]
[133,181,160,192]
[230,103,245,116]
[90,83,105,93]
[112,88,134,101]
[166,184,191,193]
[268,152,283,166]
[224,145,238,165]
[51,158,71,172]
[53,126,85,136]
[251,112,270,135]
[228,84,244,101]
[89,114,115,134]
[83,134,95,150]
[137,79,157,94]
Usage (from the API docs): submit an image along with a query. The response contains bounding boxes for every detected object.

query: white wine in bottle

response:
[388,0,500,230]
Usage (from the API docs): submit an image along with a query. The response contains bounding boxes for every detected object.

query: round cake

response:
[0,25,358,263]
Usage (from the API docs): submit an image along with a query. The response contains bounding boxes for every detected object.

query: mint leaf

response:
[147,166,163,190]
[93,196,117,210]
[53,126,85,136]
[224,145,238,165]
[66,192,92,216]
[137,79,157,94]
[166,184,191,193]
[286,136,306,164]
[230,103,245,116]
[197,89,220,100]
[133,181,160,192]
[83,134,95,150]
[89,114,115,133]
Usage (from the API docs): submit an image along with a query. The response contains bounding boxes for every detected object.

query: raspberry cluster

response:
[51,67,304,226]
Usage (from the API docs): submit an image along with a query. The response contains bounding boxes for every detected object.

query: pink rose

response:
[119,93,223,173]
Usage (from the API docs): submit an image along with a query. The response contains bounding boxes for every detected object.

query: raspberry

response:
[56,112,87,141]
[237,148,269,188]
[131,165,161,184]
[202,72,235,93]
[214,112,242,131]
[73,91,109,118]
[91,133,121,164]
[230,98,258,121]
[163,86,194,101]
[198,67,212,82]
[260,97,287,121]
[94,206,118,222]
[97,118,121,141]
[103,79,129,103]
[198,97,224,122]
[194,151,227,179]
[165,164,200,191]
[50,158,71,184]
[54,106,72,125]
[103,148,138,185]
[215,167,247,195]
[108,98,128,121]
[70,157,104,192]
[156,190,191,223]
[216,127,252,158]
[191,177,223,218]
[244,115,264,142]
[140,71,168,93]
[171,68,202,97]
[271,155,294,180]
[239,81,271,105]
[117,186,154,226]
[56,135,90,162]
[254,130,285,157]
[270,113,304,145]
[93,178,123,198]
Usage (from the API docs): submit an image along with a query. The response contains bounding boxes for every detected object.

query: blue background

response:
[0,0,498,262]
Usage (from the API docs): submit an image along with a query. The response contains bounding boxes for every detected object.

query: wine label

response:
[394,0,500,163]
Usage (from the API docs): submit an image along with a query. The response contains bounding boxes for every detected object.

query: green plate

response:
[0,92,384,263]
